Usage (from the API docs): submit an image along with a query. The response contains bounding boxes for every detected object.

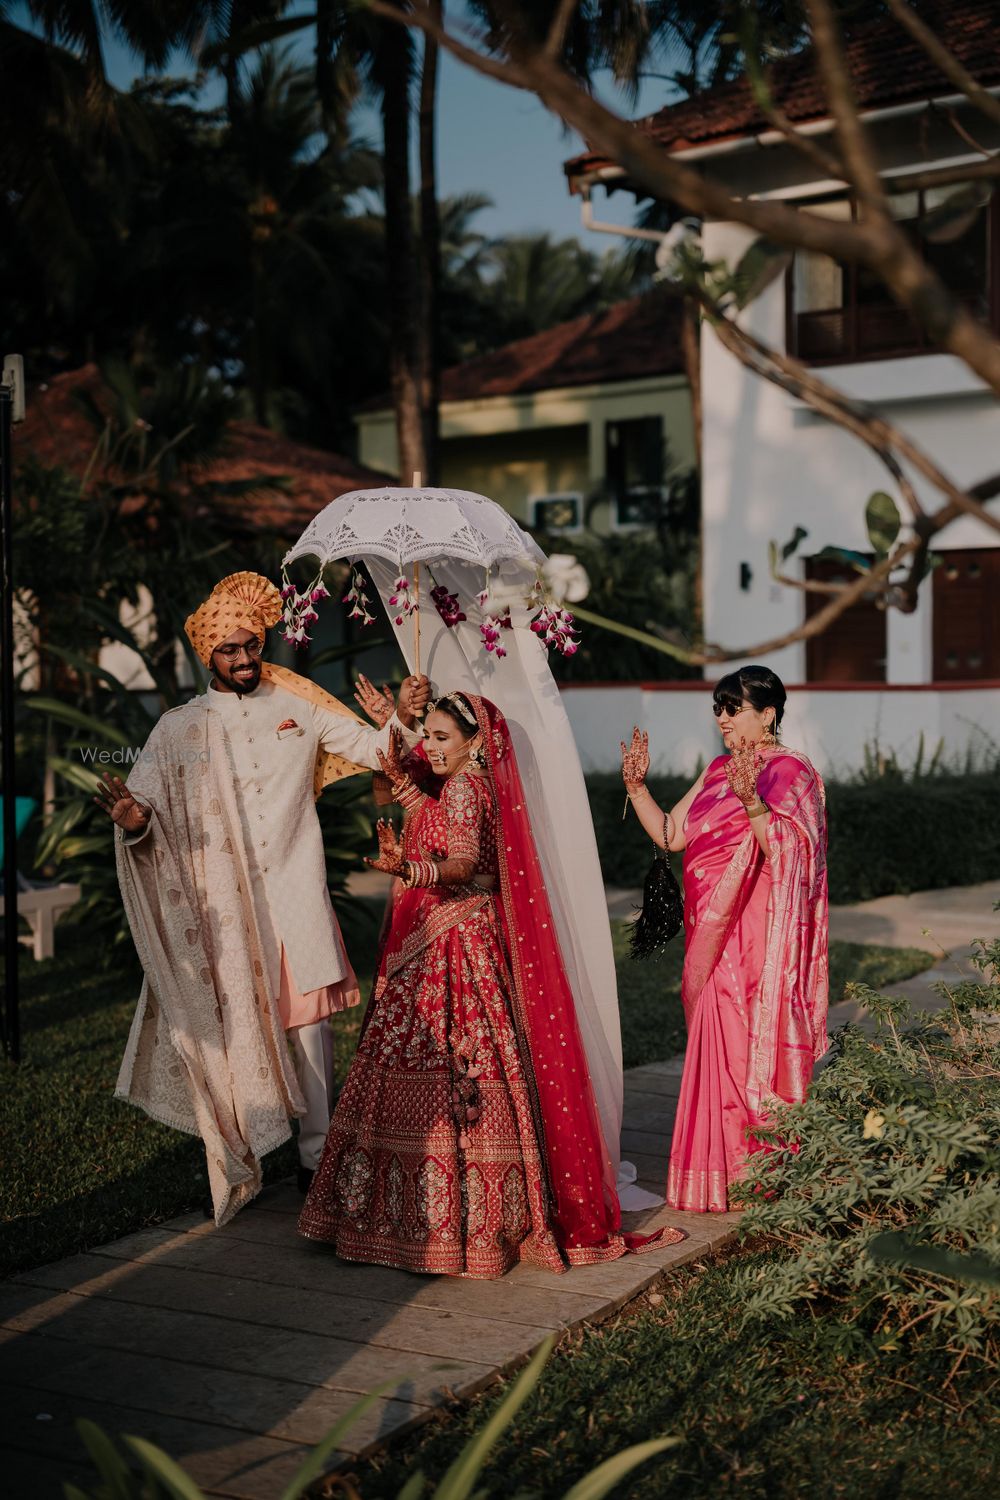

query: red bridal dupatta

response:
[668,747,829,1212]
[473,698,621,1257]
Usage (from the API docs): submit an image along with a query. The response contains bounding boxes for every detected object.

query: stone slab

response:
[0,1379,321,1500]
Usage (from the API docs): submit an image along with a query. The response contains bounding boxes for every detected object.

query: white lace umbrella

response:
[285,484,546,572]
[283,485,545,671]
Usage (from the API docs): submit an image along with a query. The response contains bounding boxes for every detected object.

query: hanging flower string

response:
[480,606,513,659]
[342,564,377,628]
[388,575,418,628]
[279,566,329,648]
[528,580,580,657]
[430,583,466,629]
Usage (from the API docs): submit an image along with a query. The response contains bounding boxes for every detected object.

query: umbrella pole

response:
[410,471,423,697]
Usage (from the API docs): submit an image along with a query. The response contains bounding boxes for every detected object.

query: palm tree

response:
[482,234,636,343]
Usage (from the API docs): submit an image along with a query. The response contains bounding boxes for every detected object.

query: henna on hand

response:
[725,738,765,806]
[620,726,650,791]
[376,726,406,785]
[363,817,407,875]
[354,673,395,728]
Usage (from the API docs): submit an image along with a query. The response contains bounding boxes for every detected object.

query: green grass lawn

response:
[1,919,933,1277]
[351,1243,998,1499]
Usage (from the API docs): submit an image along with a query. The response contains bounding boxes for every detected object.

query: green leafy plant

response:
[63,1335,680,1500]
[731,920,1000,1367]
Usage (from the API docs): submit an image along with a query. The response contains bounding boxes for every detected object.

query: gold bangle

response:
[745,799,768,819]
[626,786,649,801]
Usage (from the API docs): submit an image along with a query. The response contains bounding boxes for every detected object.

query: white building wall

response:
[698,219,1000,687]
[561,683,1000,780]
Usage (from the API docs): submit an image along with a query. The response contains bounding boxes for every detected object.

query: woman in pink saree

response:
[301,692,681,1275]
[621,666,829,1212]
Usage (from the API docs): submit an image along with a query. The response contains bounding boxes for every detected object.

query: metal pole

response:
[1,359,22,1062]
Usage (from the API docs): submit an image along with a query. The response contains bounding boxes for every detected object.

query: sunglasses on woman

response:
[712,697,749,719]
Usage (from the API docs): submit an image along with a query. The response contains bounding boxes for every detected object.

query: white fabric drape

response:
[366,557,658,1209]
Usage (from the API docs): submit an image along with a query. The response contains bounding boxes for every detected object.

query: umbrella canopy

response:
[283,485,546,574]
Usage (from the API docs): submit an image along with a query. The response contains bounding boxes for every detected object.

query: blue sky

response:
[17,2,674,245]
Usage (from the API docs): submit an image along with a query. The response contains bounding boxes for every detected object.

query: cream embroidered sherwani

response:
[120,680,419,1191]
[127,681,416,1001]
[203,679,416,1000]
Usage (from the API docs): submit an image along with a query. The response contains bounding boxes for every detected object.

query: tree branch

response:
[543,0,581,60]
[804,0,887,208]
[935,103,997,160]
[887,0,1000,129]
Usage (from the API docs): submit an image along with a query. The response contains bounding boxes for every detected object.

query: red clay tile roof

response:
[359,293,683,414]
[18,365,395,536]
[565,0,1000,185]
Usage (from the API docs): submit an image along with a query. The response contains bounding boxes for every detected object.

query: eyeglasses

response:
[712,699,749,719]
[215,639,264,661]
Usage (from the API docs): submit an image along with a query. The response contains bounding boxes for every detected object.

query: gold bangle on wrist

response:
[745,799,768,819]
[626,785,649,801]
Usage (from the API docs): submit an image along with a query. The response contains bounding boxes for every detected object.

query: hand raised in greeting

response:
[375,726,406,786]
[620,726,650,792]
[93,771,151,835]
[725,737,765,807]
[354,673,395,728]
[364,817,407,875]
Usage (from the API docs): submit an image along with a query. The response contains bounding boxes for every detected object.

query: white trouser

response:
[288,1020,335,1169]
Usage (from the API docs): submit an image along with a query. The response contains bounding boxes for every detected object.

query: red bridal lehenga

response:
[299,696,683,1276]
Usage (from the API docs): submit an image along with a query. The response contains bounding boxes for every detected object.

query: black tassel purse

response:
[629,815,684,960]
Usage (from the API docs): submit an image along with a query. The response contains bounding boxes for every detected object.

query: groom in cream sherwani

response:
[96,571,428,1220]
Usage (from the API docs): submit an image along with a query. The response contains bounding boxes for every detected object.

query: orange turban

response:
[185,572,283,667]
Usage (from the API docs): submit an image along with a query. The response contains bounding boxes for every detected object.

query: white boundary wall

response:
[560,682,1000,779]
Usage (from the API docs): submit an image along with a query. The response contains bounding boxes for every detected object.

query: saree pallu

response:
[666,749,829,1213]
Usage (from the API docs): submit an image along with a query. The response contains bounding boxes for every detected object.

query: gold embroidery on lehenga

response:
[335,1147,373,1220]
[416,1156,452,1237]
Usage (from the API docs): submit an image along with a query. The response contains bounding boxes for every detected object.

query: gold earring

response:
[762,720,777,746]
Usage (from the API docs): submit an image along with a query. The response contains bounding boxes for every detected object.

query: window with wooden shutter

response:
[804,557,887,682]
[933,549,1000,680]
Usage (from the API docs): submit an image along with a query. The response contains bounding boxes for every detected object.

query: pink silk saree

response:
[666,748,829,1213]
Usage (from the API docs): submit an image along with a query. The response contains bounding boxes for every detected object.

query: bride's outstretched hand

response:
[620,726,650,791]
[364,817,406,875]
[375,726,406,785]
[725,737,765,806]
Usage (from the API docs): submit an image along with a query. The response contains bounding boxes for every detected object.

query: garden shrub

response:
[587,771,1000,901]
[732,923,1000,1366]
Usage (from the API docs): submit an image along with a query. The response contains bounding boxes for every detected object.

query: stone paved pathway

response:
[0,1061,738,1498]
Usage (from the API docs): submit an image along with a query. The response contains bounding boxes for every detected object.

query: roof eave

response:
[565,86,1000,198]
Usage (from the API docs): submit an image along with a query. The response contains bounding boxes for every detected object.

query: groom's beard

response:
[213,659,262,694]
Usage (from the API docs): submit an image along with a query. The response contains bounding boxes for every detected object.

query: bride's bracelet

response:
[626,784,650,802]
[393,778,424,812]
[403,859,440,889]
[744,798,768,819]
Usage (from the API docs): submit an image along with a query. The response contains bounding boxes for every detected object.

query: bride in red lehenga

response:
[299,692,683,1277]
